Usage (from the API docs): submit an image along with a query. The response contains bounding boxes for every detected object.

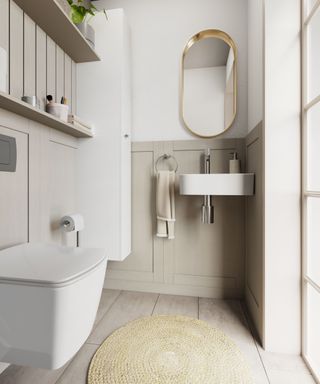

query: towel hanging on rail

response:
[156,170,175,240]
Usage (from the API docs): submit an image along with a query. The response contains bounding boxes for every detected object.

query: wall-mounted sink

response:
[179,173,255,196]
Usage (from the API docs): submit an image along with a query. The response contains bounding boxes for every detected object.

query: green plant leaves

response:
[67,0,97,24]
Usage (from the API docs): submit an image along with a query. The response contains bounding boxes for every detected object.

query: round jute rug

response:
[87,315,253,384]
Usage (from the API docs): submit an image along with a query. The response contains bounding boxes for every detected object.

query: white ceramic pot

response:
[46,103,69,122]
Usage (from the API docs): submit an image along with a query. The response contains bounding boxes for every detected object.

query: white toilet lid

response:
[0,243,107,286]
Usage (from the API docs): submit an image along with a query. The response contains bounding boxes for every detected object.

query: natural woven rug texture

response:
[87,315,253,384]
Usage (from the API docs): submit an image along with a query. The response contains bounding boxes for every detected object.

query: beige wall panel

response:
[107,139,246,298]
[64,54,72,108]
[109,150,155,273]
[36,27,47,110]
[173,148,245,291]
[46,36,56,101]
[56,46,64,103]
[23,14,36,96]
[42,139,77,246]
[0,0,9,93]
[245,122,263,341]
[0,124,28,249]
[0,110,78,248]
[71,61,76,114]
[246,140,263,303]
[0,107,30,132]
[28,122,45,243]
[9,0,23,98]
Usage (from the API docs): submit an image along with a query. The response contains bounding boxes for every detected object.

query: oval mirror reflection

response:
[181,30,237,138]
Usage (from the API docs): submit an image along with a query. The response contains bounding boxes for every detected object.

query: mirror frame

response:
[180,29,237,138]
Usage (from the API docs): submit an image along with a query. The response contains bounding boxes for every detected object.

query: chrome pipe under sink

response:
[201,149,214,224]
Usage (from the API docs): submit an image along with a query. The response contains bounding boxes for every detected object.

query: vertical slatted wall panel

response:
[71,60,76,114]
[64,54,72,110]
[9,0,23,98]
[23,13,36,96]
[0,0,9,93]
[2,1,77,116]
[46,36,56,102]
[36,26,47,110]
[56,46,64,103]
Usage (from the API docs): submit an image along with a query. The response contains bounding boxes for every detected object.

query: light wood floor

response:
[0,289,315,384]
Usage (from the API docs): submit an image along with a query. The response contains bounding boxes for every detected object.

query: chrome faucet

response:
[201,149,214,224]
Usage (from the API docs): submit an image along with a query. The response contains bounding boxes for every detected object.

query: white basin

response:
[179,173,255,196]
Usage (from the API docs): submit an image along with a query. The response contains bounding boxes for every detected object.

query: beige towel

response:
[156,170,175,239]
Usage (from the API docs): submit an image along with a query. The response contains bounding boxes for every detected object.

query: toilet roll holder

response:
[61,219,80,247]
[61,215,84,247]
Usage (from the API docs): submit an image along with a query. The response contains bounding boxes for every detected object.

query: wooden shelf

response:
[0,92,93,138]
[14,0,100,63]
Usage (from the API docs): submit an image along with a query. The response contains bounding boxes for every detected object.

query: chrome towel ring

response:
[155,154,178,173]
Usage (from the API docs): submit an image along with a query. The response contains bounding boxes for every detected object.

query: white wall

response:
[98,0,248,141]
[264,0,301,354]
[248,0,264,131]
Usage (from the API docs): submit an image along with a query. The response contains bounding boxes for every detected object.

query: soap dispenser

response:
[229,152,241,173]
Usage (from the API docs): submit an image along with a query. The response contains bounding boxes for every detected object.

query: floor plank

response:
[55,344,98,384]
[87,291,159,345]
[258,346,312,374]
[199,298,269,384]
[0,363,67,384]
[267,369,315,384]
[0,292,314,384]
[152,294,199,318]
[257,346,315,383]
[94,289,121,326]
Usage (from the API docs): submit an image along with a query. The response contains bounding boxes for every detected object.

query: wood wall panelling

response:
[64,54,72,108]
[9,0,23,98]
[0,4,79,254]
[0,124,28,249]
[46,36,56,101]
[56,46,64,103]
[106,139,246,299]
[0,0,9,93]
[28,121,44,243]
[2,1,77,121]
[36,26,47,110]
[0,109,78,251]
[71,61,76,114]
[245,122,264,342]
[172,148,245,294]
[45,137,77,246]
[23,13,36,96]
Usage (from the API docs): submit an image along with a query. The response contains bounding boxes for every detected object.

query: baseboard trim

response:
[104,279,243,299]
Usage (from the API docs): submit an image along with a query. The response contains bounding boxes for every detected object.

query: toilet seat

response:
[0,243,107,287]
[0,242,108,369]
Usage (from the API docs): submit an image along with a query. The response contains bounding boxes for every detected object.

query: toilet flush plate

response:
[179,173,255,196]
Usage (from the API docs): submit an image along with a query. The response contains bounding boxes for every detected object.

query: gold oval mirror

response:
[181,29,237,138]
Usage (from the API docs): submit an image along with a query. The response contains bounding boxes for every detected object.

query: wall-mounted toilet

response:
[0,243,107,369]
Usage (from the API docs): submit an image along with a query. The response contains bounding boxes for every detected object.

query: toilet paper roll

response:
[0,47,8,92]
[60,214,84,232]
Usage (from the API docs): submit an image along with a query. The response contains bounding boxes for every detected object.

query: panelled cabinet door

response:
[76,9,132,262]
